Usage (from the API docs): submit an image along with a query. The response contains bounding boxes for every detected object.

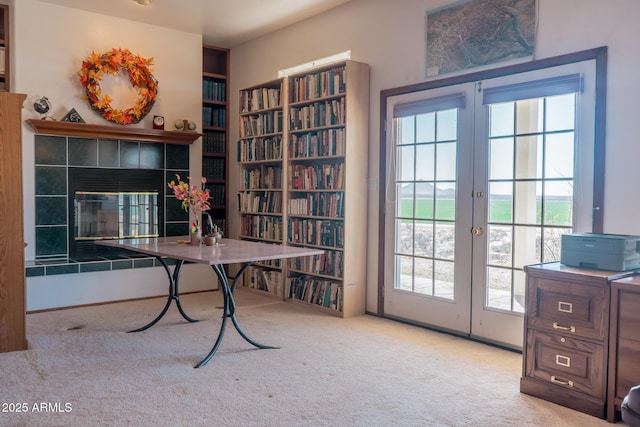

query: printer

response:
[561,232,640,271]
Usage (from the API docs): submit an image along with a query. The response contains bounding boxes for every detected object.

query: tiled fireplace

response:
[27,134,191,277]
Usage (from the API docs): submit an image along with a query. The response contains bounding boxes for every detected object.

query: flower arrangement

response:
[78,48,158,125]
[167,174,211,235]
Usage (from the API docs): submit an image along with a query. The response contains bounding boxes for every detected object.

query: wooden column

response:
[0,92,27,352]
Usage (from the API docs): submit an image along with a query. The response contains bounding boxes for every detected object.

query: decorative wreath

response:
[78,48,158,125]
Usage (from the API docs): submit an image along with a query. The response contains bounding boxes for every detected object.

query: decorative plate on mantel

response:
[24,119,202,145]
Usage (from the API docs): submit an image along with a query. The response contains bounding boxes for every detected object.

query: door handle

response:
[471,226,483,236]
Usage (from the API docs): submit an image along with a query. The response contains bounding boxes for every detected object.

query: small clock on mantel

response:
[153,115,165,130]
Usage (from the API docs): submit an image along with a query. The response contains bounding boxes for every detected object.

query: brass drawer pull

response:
[552,322,575,333]
[550,376,574,387]
[555,354,571,367]
[558,301,573,313]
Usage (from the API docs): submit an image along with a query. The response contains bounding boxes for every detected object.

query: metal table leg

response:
[194,262,278,368]
[129,257,199,333]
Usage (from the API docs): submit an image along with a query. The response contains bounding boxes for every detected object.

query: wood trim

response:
[25,119,202,145]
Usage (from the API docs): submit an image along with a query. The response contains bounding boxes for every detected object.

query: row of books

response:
[288,218,344,248]
[239,190,282,214]
[240,86,281,113]
[287,276,343,312]
[239,111,283,138]
[244,266,284,296]
[202,132,226,154]
[241,215,283,241]
[203,158,225,181]
[203,79,226,102]
[203,106,226,127]
[237,136,283,162]
[289,98,345,131]
[289,163,345,190]
[288,250,344,278]
[204,183,225,207]
[289,128,345,158]
[242,165,282,189]
[288,192,344,218]
[289,65,346,103]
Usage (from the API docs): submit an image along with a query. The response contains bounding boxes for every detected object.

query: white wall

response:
[228,0,640,313]
[13,0,215,310]
[11,0,640,312]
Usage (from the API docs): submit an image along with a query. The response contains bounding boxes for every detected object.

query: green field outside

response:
[399,198,572,225]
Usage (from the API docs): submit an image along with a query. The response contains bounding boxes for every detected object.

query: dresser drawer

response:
[528,277,608,341]
[525,330,606,398]
[618,290,640,341]
[615,337,640,399]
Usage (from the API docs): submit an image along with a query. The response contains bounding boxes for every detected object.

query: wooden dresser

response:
[521,262,633,419]
[607,275,640,422]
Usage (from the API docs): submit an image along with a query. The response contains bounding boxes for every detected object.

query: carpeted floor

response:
[0,290,616,426]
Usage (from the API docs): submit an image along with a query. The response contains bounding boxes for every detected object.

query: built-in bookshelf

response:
[202,44,229,233]
[237,61,369,317]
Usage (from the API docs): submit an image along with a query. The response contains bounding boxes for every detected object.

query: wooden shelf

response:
[25,119,202,145]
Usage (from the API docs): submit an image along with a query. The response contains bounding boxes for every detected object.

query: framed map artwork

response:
[426,0,537,77]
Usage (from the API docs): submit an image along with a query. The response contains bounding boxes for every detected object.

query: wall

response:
[13,0,215,310]
[228,0,640,313]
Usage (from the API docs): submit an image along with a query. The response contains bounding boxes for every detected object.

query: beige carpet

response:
[0,290,616,427]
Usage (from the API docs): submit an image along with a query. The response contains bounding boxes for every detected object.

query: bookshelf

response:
[0,4,10,91]
[202,44,229,233]
[237,61,369,317]
[237,79,285,296]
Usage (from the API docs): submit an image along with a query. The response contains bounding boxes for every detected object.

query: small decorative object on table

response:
[203,213,223,246]
[167,174,211,245]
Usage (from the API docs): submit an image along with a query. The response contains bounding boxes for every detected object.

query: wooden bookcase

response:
[0,4,10,91]
[237,61,369,317]
[202,45,229,233]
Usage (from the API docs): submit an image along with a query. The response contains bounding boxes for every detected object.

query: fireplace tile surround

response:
[27,134,191,278]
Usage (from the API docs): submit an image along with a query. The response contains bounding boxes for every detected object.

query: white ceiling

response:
[37,0,352,48]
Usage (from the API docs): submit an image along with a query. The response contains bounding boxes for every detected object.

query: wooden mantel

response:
[25,119,202,145]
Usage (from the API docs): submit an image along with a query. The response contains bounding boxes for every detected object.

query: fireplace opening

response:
[68,168,165,260]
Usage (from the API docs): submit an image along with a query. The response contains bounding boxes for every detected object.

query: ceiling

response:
[38,0,352,48]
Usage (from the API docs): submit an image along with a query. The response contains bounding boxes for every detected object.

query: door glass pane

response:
[545,94,575,132]
[545,133,574,178]
[489,137,513,180]
[414,220,433,257]
[435,183,455,220]
[396,255,413,291]
[487,224,512,267]
[397,183,414,218]
[416,113,435,142]
[415,183,434,219]
[514,180,541,224]
[414,257,433,295]
[489,102,514,137]
[515,135,542,179]
[397,145,415,181]
[488,182,513,224]
[416,144,435,181]
[544,180,573,226]
[486,94,577,313]
[393,108,458,301]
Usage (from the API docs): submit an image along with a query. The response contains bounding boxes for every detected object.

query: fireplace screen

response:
[75,191,160,240]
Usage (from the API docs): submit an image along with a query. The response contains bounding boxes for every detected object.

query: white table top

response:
[96,237,324,265]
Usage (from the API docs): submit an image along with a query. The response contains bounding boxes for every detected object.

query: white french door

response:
[384,60,597,349]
